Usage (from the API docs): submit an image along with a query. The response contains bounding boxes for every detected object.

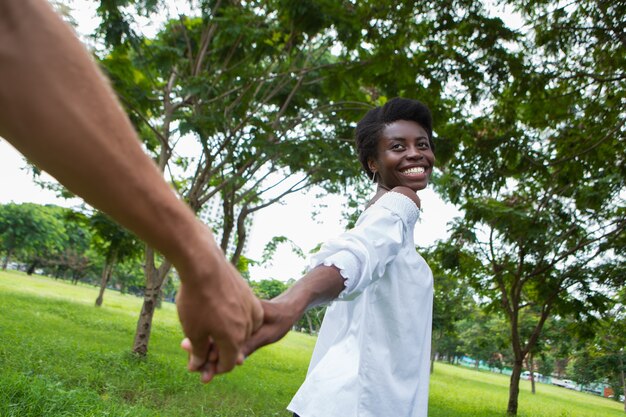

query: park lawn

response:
[1,270,623,417]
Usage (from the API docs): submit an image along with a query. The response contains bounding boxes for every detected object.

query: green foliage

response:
[0,203,64,267]
[250,278,288,300]
[433,1,625,413]
[64,209,145,305]
[261,236,305,265]
[457,307,510,367]
[424,244,477,363]
[296,305,326,335]
[87,211,143,265]
[92,0,525,266]
[0,203,147,290]
[569,288,626,402]
[0,203,90,277]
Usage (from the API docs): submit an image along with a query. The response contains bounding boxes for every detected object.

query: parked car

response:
[552,378,577,390]
[521,371,543,380]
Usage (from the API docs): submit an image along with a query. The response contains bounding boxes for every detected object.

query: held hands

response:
[181,297,300,382]
[176,258,263,383]
[180,265,344,382]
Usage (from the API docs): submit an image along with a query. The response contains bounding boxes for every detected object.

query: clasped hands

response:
[177,270,298,383]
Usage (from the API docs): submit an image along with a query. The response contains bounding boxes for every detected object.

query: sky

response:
[0,0,462,282]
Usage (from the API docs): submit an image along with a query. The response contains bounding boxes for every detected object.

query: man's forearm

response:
[0,0,217,281]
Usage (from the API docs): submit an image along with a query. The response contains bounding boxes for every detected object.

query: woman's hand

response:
[180,298,298,383]
[241,299,300,357]
[176,255,263,381]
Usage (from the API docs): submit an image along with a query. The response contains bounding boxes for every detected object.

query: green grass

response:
[429,365,624,417]
[1,270,624,416]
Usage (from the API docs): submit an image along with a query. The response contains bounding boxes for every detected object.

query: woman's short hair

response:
[355,97,433,178]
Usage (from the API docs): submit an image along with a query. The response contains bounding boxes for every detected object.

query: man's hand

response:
[180,297,299,382]
[176,255,263,382]
[181,294,307,383]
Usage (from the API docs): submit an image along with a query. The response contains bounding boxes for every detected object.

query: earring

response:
[370,171,377,183]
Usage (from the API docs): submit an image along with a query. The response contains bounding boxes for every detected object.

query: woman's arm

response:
[239,265,345,358]
[0,0,262,377]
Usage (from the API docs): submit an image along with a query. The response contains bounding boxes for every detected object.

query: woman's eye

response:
[392,144,404,150]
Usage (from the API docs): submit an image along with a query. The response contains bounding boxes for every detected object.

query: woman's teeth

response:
[402,167,425,174]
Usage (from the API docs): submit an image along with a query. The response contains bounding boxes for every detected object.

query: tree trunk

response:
[619,353,625,413]
[95,251,117,307]
[430,336,438,375]
[528,354,536,394]
[132,282,160,355]
[95,263,111,306]
[220,192,235,253]
[155,273,170,309]
[132,246,171,356]
[231,205,250,267]
[305,311,314,334]
[507,359,523,415]
[2,247,13,270]
[26,260,38,275]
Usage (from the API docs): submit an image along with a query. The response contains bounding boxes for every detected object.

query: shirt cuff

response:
[313,249,360,300]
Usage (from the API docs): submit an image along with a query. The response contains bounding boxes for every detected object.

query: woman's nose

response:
[406,146,423,159]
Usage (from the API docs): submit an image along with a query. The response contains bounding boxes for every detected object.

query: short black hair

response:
[355,97,434,179]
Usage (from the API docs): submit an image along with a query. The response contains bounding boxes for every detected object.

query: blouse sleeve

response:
[309,191,420,301]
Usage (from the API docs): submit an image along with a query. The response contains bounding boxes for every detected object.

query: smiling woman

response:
[235,98,438,417]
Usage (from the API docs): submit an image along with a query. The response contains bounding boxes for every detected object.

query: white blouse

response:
[288,191,434,417]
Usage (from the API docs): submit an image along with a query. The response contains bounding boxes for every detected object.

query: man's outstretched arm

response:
[0,0,262,378]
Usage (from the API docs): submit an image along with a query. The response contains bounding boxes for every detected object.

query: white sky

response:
[0,0,462,282]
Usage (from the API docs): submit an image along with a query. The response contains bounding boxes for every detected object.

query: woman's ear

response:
[367,158,377,174]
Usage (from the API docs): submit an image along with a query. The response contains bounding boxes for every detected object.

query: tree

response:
[50,212,94,283]
[0,203,66,272]
[112,257,147,296]
[250,278,288,300]
[458,306,510,370]
[571,289,626,411]
[88,211,143,307]
[295,305,326,335]
[91,0,520,355]
[436,1,625,413]
[426,244,476,373]
[27,205,96,280]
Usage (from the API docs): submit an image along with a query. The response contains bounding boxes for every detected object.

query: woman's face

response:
[368,120,435,192]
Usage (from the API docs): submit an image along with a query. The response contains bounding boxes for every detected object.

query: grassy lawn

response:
[1,270,623,416]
